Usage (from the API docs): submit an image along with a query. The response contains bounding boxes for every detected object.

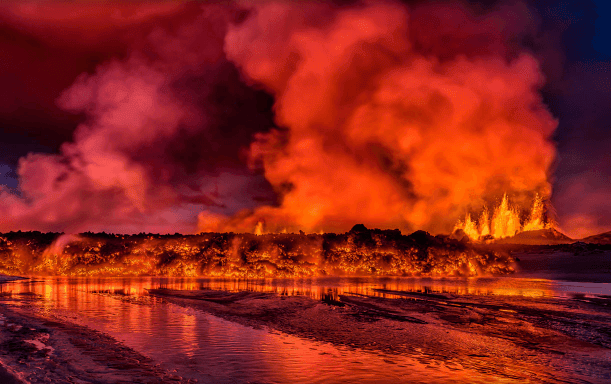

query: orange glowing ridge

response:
[454,194,550,241]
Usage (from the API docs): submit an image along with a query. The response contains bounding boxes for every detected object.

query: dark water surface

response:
[1,276,610,383]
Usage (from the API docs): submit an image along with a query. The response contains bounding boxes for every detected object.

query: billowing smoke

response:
[0,1,558,235]
[207,0,557,234]
[0,3,276,234]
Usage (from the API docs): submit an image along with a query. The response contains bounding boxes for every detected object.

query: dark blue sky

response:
[534,0,611,236]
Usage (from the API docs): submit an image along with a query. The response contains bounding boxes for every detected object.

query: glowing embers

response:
[454,194,550,241]
[0,230,515,278]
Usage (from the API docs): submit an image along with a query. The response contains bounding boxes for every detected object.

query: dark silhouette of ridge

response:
[580,231,611,244]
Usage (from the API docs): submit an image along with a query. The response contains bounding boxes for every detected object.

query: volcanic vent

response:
[453,194,562,242]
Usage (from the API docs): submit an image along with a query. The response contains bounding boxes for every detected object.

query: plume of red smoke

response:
[0,1,558,236]
[0,2,189,146]
[0,3,275,233]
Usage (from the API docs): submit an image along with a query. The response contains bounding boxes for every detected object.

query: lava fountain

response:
[454,194,551,241]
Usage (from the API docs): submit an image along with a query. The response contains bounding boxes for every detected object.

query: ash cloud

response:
[0,1,567,235]
[214,0,557,234]
[0,2,191,163]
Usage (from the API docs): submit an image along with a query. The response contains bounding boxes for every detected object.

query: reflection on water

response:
[1,276,610,383]
[162,276,611,299]
[4,275,609,300]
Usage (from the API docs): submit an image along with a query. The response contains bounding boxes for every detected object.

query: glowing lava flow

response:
[454,194,550,240]
[0,229,514,278]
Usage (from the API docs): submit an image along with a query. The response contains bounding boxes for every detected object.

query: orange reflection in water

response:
[0,276,606,383]
[159,276,565,299]
[0,276,582,301]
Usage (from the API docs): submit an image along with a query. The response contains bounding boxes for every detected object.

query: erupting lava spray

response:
[454,194,551,240]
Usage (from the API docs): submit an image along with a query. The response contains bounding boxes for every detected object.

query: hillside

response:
[494,228,573,245]
[580,231,611,244]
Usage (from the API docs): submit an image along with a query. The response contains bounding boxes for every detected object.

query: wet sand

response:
[0,304,193,383]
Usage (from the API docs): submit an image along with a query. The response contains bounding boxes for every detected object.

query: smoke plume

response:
[208,0,557,234]
[0,1,558,236]
[0,3,276,234]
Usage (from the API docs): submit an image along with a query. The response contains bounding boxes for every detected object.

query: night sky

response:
[0,0,609,238]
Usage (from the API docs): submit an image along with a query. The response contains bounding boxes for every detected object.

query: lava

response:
[0,228,514,278]
[454,194,550,240]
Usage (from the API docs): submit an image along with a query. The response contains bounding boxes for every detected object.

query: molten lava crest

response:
[454,194,553,241]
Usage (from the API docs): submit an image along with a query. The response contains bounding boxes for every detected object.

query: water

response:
[1,276,610,383]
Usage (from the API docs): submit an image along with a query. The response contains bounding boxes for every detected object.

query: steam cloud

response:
[0,3,276,234]
[0,1,557,235]
[210,0,557,234]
